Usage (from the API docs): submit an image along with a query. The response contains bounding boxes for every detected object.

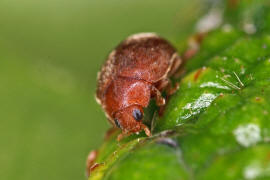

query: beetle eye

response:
[114,119,121,129]
[132,109,143,121]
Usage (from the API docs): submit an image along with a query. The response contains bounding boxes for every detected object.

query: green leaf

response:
[89,1,270,179]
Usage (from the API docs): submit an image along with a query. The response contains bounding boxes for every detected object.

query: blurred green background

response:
[0,0,210,179]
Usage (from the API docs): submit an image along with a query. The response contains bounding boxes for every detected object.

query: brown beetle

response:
[96,33,182,140]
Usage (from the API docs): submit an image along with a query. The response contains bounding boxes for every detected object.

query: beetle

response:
[96,33,182,140]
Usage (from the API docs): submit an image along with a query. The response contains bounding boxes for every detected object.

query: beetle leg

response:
[168,53,182,76]
[155,78,170,91]
[117,130,129,141]
[151,86,166,106]
[166,81,179,96]
[117,133,124,141]
[117,131,131,141]
[155,79,180,116]
[156,78,179,96]
[173,33,206,78]
[141,124,151,137]
[86,150,99,177]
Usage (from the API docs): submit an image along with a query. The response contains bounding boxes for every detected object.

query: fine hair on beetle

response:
[96,32,182,141]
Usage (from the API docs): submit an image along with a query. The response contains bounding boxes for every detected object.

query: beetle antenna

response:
[151,111,158,133]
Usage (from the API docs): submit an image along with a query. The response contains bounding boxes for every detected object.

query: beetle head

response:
[113,105,150,136]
